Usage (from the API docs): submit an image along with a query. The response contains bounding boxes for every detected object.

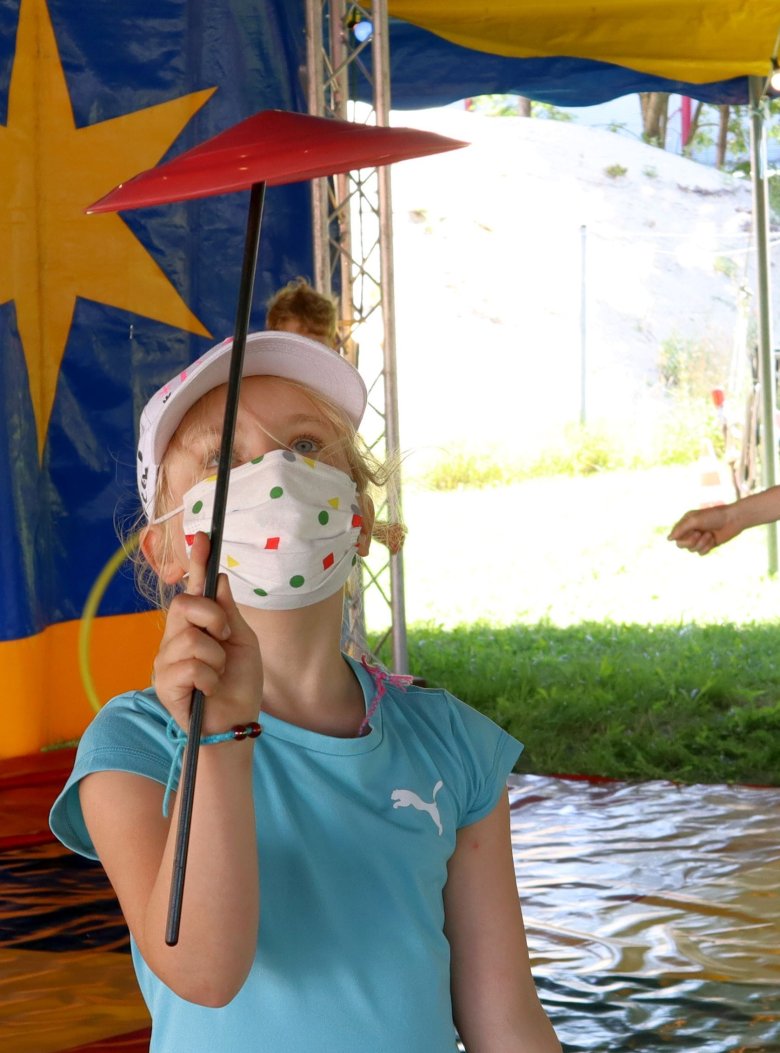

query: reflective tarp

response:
[3,759,778,1050]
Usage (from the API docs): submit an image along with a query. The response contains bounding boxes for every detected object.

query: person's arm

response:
[80,533,264,1006]
[444,792,561,1053]
[667,485,780,555]
[80,746,259,1006]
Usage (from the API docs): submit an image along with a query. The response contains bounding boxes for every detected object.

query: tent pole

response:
[305,0,329,295]
[373,0,409,674]
[748,76,778,576]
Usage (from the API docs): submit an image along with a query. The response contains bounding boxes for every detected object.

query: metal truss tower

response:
[304,0,408,672]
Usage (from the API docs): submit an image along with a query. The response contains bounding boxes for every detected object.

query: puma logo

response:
[391,780,444,836]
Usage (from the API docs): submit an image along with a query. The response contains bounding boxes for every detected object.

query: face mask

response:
[166,449,364,610]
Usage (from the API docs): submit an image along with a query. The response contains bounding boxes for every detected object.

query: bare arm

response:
[80,533,264,1006]
[444,792,561,1053]
[667,485,780,555]
[80,745,258,1006]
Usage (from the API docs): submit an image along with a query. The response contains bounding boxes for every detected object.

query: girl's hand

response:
[152,532,263,733]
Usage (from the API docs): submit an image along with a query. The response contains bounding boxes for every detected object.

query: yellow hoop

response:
[78,534,140,713]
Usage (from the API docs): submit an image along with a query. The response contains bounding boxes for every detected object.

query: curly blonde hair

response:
[266,278,338,347]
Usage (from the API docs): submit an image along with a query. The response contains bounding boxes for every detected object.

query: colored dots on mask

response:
[270,486,284,499]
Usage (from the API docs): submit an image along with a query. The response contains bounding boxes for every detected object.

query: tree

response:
[639,92,669,147]
[687,100,780,170]
[465,94,571,120]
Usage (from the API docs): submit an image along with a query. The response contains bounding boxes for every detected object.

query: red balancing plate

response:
[87,109,468,213]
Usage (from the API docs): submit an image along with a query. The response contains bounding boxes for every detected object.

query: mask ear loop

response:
[151,504,183,526]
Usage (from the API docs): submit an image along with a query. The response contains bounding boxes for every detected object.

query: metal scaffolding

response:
[304,0,408,672]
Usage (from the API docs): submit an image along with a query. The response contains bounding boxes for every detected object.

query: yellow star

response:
[0,0,216,458]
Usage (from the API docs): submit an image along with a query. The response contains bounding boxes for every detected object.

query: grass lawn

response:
[366,464,780,785]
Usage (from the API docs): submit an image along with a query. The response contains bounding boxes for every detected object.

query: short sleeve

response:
[49,688,173,860]
[441,691,523,828]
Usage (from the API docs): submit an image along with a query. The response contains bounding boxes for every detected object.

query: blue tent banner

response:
[0,0,315,754]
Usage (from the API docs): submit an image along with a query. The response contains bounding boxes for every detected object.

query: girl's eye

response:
[291,436,322,455]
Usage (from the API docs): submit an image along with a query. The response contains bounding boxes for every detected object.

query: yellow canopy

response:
[385,0,779,83]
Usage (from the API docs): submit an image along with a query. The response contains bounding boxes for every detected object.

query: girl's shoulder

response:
[76,686,175,777]
[49,686,173,860]
[380,673,516,751]
[369,671,524,828]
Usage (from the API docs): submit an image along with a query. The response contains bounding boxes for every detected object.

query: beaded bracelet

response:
[202,722,263,744]
[163,717,262,817]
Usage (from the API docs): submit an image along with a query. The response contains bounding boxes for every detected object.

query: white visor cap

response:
[137,330,367,520]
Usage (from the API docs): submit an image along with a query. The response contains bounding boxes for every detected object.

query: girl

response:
[50,331,561,1053]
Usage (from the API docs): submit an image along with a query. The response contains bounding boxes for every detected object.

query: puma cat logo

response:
[391,780,444,835]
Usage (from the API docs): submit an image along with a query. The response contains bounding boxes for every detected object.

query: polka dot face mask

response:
[172,449,363,610]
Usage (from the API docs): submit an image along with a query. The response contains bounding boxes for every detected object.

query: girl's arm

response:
[444,792,562,1053]
[80,532,264,1006]
[80,744,258,1006]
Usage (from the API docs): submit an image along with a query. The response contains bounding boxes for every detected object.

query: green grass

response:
[406,621,780,786]
[364,464,780,785]
[419,403,723,491]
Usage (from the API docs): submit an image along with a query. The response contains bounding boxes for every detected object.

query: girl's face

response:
[146,375,371,586]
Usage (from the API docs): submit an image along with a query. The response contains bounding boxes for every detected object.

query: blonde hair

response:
[133,377,401,610]
[266,278,338,348]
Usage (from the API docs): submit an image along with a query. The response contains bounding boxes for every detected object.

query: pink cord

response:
[358,656,414,736]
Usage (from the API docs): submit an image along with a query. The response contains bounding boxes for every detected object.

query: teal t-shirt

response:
[50,656,522,1053]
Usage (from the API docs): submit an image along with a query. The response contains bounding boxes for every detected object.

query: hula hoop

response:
[78,534,140,713]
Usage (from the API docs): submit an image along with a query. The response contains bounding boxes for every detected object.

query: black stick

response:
[166,181,266,946]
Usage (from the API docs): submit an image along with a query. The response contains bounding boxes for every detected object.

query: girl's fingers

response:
[161,658,221,699]
[160,624,227,673]
[165,592,231,641]
[185,531,211,597]
[215,573,244,636]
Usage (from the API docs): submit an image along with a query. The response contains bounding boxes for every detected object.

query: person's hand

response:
[667,503,741,555]
[152,532,263,733]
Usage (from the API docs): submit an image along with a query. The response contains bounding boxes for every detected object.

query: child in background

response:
[50,330,561,1053]
[266,276,339,347]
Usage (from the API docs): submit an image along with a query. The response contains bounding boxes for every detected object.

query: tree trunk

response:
[639,92,670,148]
[716,105,729,168]
[517,96,532,117]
